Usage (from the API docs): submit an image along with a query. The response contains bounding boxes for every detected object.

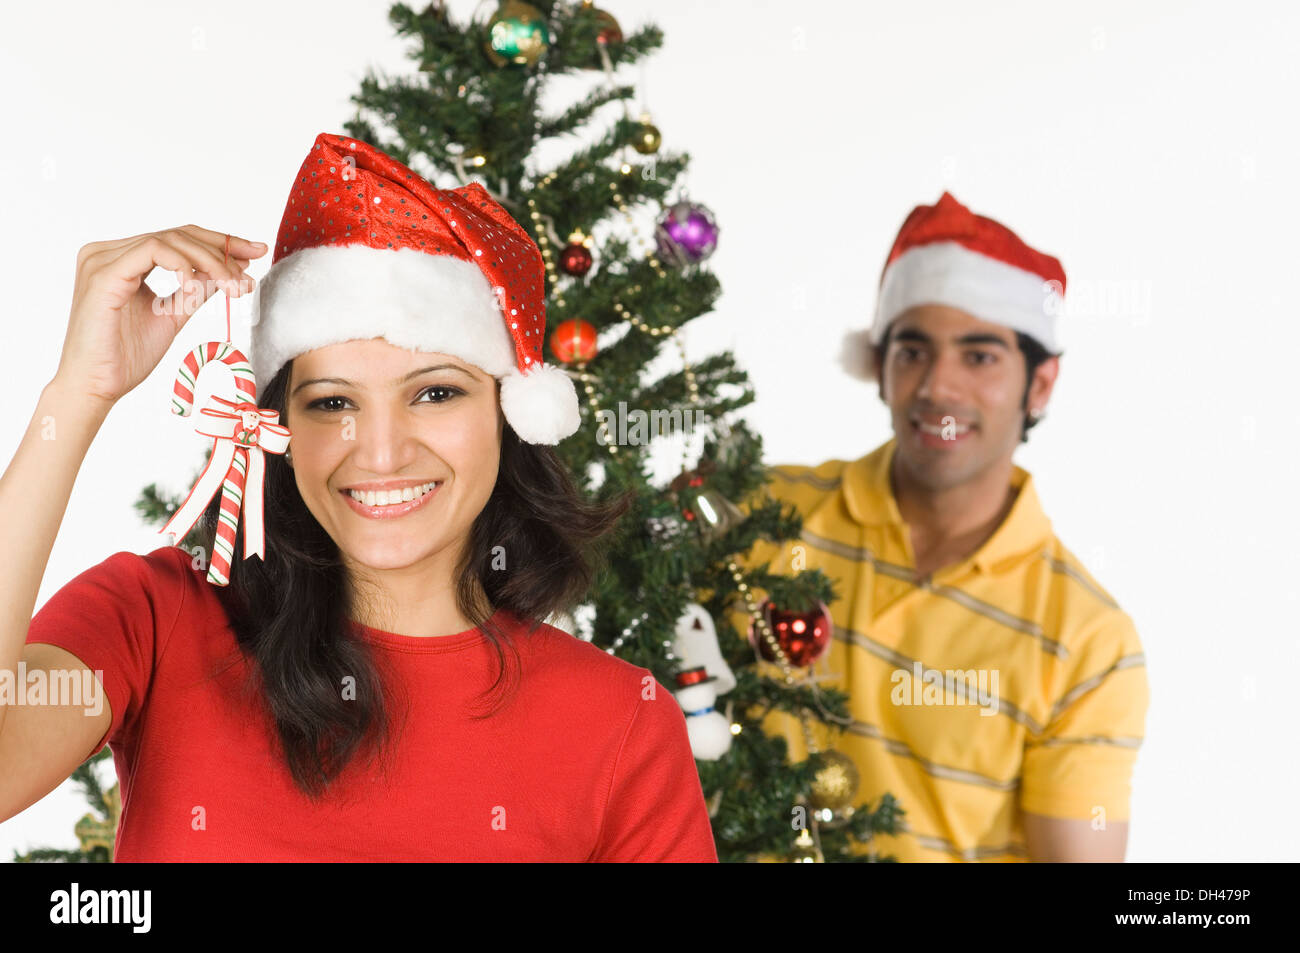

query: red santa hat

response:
[841,191,1066,381]
[249,132,580,444]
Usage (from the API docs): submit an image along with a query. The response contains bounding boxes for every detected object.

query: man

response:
[741,192,1148,862]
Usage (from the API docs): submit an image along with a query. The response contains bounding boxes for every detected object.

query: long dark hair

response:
[196,359,630,800]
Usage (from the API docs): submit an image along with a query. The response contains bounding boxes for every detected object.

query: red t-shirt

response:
[25,545,719,862]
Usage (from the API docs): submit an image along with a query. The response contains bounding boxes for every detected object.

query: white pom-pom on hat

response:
[840,328,879,383]
[499,361,581,445]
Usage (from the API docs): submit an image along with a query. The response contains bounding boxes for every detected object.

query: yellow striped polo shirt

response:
[735,437,1149,862]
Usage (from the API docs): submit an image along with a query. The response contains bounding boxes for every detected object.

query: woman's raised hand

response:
[57,226,267,406]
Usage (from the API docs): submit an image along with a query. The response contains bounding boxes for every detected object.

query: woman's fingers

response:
[87,235,191,305]
[90,233,253,321]
[99,237,208,320]
[170,224,268,261]
[77,225,262,318]
[154,228,244,282]
[79,225,265,262]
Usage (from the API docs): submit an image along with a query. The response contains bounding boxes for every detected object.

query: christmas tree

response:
[31,0,902,863]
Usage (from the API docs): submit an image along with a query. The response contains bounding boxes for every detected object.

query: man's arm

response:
[1021,603,1147,863]
[1023,812,1128,862]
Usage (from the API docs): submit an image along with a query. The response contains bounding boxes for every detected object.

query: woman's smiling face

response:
[283,337,503,576]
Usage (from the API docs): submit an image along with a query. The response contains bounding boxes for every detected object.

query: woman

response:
[0,133,719,862]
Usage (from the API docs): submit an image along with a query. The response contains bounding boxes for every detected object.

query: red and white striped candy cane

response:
[160,341,291,586]
[169,341,257,416]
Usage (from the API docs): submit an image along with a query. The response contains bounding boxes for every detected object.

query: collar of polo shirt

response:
[840,438,1054,574]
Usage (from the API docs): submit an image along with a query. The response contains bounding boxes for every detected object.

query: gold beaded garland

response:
[572,364,617,456]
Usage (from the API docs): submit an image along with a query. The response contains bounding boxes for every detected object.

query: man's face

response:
[876,304,1055,492]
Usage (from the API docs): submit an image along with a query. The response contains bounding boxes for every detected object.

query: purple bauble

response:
[655,200,719,266]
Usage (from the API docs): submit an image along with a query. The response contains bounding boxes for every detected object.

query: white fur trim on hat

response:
[249,243,516,388]
[499,361,581,445]
[839,328,879,382]
[842,240,1063,382]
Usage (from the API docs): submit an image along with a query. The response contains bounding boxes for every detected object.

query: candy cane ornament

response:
[169,340,257,414]
[159,341,292,586]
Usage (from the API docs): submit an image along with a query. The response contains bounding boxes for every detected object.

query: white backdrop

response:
[1,0,1295,861]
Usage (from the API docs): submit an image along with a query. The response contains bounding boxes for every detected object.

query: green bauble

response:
[485,0,550,67]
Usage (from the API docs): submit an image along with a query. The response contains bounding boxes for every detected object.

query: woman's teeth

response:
[347,482,440,507]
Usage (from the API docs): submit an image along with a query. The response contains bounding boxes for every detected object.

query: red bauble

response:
[549,318,598,363]
[559,241,593,276]
[749,599,833,667]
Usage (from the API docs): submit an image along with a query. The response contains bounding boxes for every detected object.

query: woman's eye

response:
[306,386,463,412]
[307,395,350,412]
[419,385,463,404]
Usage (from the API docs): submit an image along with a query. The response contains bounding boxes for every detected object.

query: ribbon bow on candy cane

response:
[159,341,291,586]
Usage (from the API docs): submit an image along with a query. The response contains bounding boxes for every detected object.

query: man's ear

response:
[1027,354,1061,414]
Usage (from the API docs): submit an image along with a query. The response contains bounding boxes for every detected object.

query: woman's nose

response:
[349,408,419,473]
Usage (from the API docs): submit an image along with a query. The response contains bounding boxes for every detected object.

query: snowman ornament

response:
[672,603,735,693]
[674,667,732,761]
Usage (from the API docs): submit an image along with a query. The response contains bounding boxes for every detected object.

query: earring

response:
[1028,407,1045,421]
[285,449,293,466]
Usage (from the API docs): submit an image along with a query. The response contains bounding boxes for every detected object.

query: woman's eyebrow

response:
[292,364,477,397]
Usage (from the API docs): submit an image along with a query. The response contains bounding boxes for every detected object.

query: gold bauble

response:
[633,119,662,155]
[808,749,860,812]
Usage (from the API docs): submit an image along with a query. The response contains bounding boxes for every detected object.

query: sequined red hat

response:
[250,132,579,444]
[842,191,1066,381]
